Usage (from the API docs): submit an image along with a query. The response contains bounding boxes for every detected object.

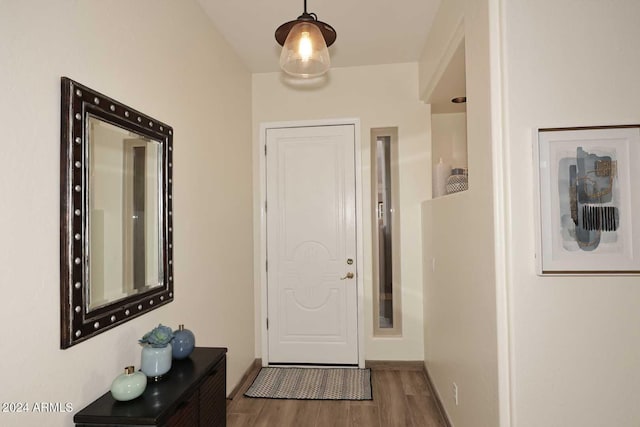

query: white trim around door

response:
[258,118,364,368]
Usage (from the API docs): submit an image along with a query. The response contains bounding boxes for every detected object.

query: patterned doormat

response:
[244,367,372,400]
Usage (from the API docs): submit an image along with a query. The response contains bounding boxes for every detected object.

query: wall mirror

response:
[60,77,174,348]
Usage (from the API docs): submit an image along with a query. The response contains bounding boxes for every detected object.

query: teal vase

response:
[110,366,146,401]
[172,324,195,360]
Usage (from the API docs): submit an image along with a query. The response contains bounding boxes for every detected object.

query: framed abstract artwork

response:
[535,125,640,275]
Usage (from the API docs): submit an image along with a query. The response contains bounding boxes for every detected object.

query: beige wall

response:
[502,1,640,426]
[431,112,468,172]
[431,113,468,199]
[252,63,430,361]
[0,1,254,426]
[420,0,500,425]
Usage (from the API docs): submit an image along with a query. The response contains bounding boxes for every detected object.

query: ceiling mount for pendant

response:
[275,0,337,78]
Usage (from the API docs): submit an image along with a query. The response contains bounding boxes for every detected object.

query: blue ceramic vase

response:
[172,324,195,360]
[110,366,147,401]
[140,344,172,379]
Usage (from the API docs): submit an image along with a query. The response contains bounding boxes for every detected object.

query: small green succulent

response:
[139,324,174,348]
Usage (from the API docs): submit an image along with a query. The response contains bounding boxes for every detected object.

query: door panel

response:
[266,124,358,364]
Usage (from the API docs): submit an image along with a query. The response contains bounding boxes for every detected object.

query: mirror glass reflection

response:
[87,116,164,310]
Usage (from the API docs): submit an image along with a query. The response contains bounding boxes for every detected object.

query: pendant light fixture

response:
[275,0,337,78]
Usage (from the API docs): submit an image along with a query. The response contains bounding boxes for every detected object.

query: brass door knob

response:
[340,272,354,280]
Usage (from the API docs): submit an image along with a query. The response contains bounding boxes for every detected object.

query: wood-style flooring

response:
[226,362,447,427]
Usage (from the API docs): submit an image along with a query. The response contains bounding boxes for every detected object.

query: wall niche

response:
[427,38,468,198]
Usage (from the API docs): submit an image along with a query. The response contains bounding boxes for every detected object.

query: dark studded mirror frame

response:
[60,77,174,349]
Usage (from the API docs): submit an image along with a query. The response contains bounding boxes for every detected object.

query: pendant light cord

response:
[298,0,317,21]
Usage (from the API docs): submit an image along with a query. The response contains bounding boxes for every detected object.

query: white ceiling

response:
[196,0,442,73]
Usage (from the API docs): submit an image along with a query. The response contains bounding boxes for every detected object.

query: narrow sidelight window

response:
[371,128,402,335]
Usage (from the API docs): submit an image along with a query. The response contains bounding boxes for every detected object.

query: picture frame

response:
[534,125,640,275]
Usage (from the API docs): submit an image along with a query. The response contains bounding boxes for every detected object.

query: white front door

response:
[266,124,358,365]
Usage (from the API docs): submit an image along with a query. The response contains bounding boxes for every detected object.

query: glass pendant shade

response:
[279,22,330,78]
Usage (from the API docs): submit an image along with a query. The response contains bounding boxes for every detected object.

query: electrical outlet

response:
[453,382,459,406]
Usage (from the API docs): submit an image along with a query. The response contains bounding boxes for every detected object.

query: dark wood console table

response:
[75,347,227,426]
